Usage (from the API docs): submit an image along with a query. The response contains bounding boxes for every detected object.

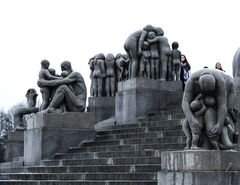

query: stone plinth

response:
[161,150,240,171]
[88,97,115,123]
[4,131,24,162]
[116,78,183,124]
[24,112,95,166]
[158,150,240,185]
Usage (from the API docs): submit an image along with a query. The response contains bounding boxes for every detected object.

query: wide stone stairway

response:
[0,106,185,184]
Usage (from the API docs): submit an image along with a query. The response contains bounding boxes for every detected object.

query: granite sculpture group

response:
[12,24,239,152]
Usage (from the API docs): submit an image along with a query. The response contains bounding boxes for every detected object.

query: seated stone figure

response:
[13,88,39,130]
[182,68,238,150]
[37,61,87,113]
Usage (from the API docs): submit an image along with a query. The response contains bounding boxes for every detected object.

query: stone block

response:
[116,78,183,124]
[88,97,115,123]
[4,131,24,162]
[158,171,240,185]
[24,112,95,166]
[161,150,240,171]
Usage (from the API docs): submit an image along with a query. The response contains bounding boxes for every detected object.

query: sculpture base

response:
[116,78,183,124]
[158,150,240,185]
[24,112,95,166]
[88,96,115,123]
[4,131,24,162]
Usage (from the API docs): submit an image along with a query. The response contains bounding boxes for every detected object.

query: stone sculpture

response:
[171,41,181,81]
[115,53,129,81]
[13,88,39,130]
[139,41,151,78]
[92,53,106,97]
[88,57,95,97]
[182,68,238,150]
[147,31,160,79]
[105,53,116,97]
[124,25,157,78]
[37,61,87,113]
[147,30,172,81]
[38,59,62,110]
[233,47,240,77]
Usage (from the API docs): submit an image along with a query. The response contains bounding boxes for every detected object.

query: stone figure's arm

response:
[138,30,147,54]
[44,70,62,80]
[37,74,76,88]
[182,78,200,134]
[100,61,106,78]
[147,36,160,44]
[195,100,206,116]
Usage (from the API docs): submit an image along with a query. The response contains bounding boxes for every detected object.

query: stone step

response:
[81,135,185,148]
[0,164,162,173]
[0,180,157,185]
[0,172,157,180]
[41,157,161,166]
[68,142,185,153]
[54,149,165,160]
[96,126,184,136]
[95,131,185,142]
[97,119,183,131]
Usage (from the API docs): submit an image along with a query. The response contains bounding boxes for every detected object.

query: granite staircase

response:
[0,107,186,184]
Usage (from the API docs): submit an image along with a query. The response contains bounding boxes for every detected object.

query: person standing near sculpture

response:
[180,55,191,91]
[182,68,237,150]
[124,25,156,78]
[215,62,225,72]
[38,59,62,110]
[171,42,181,81]
[37,61,87,113]
[105,53,116,97]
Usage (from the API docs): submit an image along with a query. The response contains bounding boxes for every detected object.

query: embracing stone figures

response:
[124,24,180,81]
[89,53,129,97]
[182,68,239,150]
[38,60,87,113]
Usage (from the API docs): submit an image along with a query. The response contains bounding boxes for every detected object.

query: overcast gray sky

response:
[0,0,240,111]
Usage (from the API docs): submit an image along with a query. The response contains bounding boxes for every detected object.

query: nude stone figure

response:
[147,32,172,81]
[38,61,87,113]
[182,68,237,150]
[13,88,39,130]
[171,42,181,81]
[105,53,116,97]
[124,25,156,78]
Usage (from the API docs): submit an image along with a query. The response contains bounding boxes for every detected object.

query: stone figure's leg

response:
[155,58,160,79]
[105,77,110,97]
[110,77,115,97]
[160,55,168,81]
[150,60,155,79]
[98,78,103,97]
[176,66,181,81]
[93,78,98,97]
[40,87,51,110]
[204,107,220,150]
[219,126,236,150]
[182,118,192,150]
[191,117,204,150]
[146,63,150,79]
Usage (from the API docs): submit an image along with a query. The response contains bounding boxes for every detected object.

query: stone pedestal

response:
[158,150,240,185]
[24,112,95,166]
[4,131,24,162]
[116,78,183,124]
[88,97,115,124]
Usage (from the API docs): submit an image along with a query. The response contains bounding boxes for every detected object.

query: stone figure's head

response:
[199,73,216,93]
[142,41,149,49]
[172,42,179,50]
[25,88,38,108]
[41,59,50,69]
[155,27,164,36]
[61,70,69,78]
[147,31,156,40]
[61,61,72,72]
[106,53,115,62]
[48,68,56,76]
[190,99,202,112]
[143,25,155,32]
